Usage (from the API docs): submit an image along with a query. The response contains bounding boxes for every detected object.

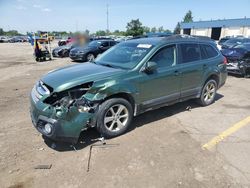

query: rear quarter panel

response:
[202,54,227,88]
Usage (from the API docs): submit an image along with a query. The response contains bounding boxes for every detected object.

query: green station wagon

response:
[30,35,227,143]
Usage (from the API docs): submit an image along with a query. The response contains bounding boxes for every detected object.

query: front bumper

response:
[30,94,94,143]
[52,50,60,57]
[69,53,87,61]
[226,60,250,76]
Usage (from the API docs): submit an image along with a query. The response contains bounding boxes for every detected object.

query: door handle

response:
[203,64,208,69]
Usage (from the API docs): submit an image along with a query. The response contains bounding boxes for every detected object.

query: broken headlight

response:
[43,82,93,106]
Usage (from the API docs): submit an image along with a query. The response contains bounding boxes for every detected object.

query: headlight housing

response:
[43,82,93,106]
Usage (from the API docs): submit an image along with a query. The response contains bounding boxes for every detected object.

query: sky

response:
[0,0,250,34]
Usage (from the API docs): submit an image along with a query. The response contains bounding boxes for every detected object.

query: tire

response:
[86,53,95,62]
[62,50,69,57]
[197,79,217,106]
[96,98,133,138]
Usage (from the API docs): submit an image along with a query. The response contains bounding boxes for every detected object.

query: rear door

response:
[178,43,204,98]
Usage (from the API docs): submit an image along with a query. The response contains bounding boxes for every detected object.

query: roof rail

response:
[165,34,214,41]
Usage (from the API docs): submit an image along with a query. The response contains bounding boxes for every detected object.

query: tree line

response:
[0,28,23,36]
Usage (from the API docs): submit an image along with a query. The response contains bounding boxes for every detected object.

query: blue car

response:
[221,43,250,77]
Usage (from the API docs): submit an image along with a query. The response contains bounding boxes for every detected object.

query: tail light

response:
[223,56,227,65]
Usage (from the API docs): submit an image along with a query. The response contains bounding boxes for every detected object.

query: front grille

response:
[70,52,76,57]
[31,86,42,102]
[37,119,46,128]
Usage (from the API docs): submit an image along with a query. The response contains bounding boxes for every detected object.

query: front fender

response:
[83,80,138,102]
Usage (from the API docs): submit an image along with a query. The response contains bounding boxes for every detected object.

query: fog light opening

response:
[44,123,52,134]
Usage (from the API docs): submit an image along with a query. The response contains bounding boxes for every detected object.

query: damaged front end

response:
[227,57,250,77]
[30,81,99,143]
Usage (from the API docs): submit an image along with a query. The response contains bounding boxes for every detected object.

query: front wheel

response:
[96,98,133,138]
[197,79,217,106]
[86,53,95,62]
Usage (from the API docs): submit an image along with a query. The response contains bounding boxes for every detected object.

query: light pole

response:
[106,4,109,34]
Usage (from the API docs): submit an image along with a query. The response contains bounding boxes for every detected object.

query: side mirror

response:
[99,45,104,49]
[143,61,157,73]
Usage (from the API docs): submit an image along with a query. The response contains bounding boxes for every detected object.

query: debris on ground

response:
[8,168,20,174]
[51,143,56,149]
[87,138,119,172]
[91,137,106,144]
[34,164,52,169]
[70,145,77,152]
[186,106,192,111]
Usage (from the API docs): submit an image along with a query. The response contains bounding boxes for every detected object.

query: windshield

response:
[95,42,154,69]
[224,39,242,45]
[234,43,250,50]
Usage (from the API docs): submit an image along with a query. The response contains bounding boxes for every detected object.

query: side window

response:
[180,43,201,63]
[110,41,116,46]
[101,42,109,47]
[200,44,218,59]
[150,45,176,68]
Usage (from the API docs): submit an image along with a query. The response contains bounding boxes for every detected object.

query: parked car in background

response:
[52,42,80,58]
[30,35,227,143]
[221,37,250,49]
[0,36,10,43]
[58,39,67,46]
[146,32,173,38]
[58,37,76,46]
[221,43,250,77]
[69,39,117,62]
[218,36,231,46]
[9,36,27,43]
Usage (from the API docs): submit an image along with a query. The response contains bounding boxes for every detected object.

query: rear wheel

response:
[96,98,133,138]
[197,79,217,106]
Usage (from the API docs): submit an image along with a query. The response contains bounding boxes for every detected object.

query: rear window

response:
[200,44,218,59]
[179,43,201,63]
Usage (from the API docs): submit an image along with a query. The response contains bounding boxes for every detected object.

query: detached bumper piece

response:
[69,52,86,61]
[32,115,78,143]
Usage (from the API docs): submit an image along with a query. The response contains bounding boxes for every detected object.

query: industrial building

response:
[180,18,250,40]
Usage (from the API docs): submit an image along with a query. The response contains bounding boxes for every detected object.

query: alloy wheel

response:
[104,104,129,132]
[203,82,216,103]
[87,54,95,61]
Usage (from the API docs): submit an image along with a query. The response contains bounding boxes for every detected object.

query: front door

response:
[138,45,181,108]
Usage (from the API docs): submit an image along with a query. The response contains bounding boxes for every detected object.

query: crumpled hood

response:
[221,48,246,59]
[41,63,125,92]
